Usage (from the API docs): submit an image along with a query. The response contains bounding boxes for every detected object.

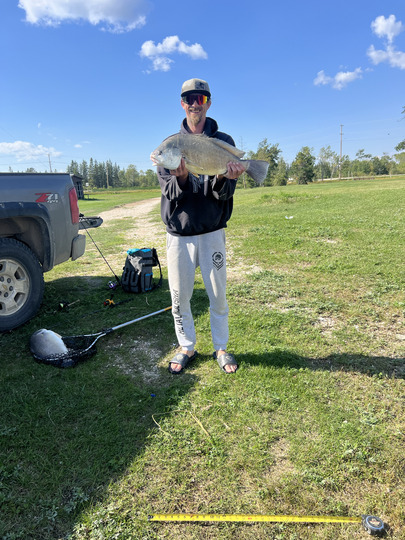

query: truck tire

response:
[0,238,45,332]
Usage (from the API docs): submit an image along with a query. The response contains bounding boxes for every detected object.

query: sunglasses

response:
[182,93,209,105]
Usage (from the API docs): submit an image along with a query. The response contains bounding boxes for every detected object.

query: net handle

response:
[58,305,172,362]
[106,306,172,333]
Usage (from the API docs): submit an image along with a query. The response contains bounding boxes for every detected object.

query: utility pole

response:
[339,125,343,179]
[48,154,53,173]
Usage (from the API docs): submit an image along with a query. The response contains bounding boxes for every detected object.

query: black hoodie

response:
[157,117,237,236]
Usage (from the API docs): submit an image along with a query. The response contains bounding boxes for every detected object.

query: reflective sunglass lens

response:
[184,94,208,105]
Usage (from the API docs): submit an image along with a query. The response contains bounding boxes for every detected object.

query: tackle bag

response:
[121,248,162,293]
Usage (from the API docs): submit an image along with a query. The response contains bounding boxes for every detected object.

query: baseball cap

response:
[181,78,211,98]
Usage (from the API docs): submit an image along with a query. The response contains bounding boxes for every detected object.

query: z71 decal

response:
[35,193,59,203]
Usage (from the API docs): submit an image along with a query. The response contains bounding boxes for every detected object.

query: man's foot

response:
[168,349,196,374]
[214,350,238,374]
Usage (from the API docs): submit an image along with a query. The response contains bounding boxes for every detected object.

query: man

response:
[156,78,244,374]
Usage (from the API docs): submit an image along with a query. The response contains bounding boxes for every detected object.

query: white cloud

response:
[367,44,405,70]
[334,68,363,88]
[74,141,91,148]
[314,68,362,90]
[140,35,208,72]
[0,141,62,161]
[313,70,330,86]
[150,56,173,72]
[18,0,150,33]
[367,15,405,70]
[371,14,404,44]
[315,14,405,89]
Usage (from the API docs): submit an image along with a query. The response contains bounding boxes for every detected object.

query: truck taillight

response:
[69,187,80,224]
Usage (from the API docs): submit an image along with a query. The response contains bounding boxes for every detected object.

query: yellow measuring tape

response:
[148,513,360,523]
[148,513,385,535]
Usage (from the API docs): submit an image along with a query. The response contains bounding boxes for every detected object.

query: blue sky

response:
[0,0,404,173]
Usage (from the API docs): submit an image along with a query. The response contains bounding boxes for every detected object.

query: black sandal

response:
[168,351,197,374]
[213,351,238,374]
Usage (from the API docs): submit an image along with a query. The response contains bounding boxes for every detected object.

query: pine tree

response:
[291,147,316,184]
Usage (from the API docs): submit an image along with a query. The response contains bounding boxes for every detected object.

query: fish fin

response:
[185,159,206,175]
[243,160,269,185]
[211,138,245,158]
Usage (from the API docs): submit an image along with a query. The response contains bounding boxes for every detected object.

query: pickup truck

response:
[0,173,102,331]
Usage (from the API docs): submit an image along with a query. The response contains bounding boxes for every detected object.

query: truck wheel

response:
[0,238,45,332]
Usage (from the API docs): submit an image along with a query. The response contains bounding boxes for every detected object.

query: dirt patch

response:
[96,198,170,382]
[106,339,164,382]
[98,197,167,265]
[316,315,338,336]
[98,197,160,223]
[269,438,297,481]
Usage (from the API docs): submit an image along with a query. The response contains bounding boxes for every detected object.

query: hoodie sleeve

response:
[157,166,190,201]
[210,176,237,200]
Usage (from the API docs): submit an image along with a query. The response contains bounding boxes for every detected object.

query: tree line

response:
[66,158,158,189]
[245,106,405,186]
[65,137,405,191]
[21,107,405,188]
[244,140,405,187]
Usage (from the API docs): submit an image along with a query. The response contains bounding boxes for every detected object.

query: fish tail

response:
[243,160,269,185]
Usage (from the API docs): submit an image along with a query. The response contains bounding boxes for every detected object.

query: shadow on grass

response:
[237,349,405,379]
[5,273,401,537]
[0,275,198,539]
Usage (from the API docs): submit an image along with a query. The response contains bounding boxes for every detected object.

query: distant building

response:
[71,174,84,199]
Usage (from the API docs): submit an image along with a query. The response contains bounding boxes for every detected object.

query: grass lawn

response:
[1,178,404,539]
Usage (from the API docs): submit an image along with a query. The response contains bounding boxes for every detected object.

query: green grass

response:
[79,189,160,215]
[1,178,404,539]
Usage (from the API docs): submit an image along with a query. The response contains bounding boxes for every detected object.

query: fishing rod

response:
[79,214,121,287]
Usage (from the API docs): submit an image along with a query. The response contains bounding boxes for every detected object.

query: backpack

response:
[121,248,162,293]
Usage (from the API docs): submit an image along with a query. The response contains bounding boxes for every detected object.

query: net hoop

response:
[31,334,101,368]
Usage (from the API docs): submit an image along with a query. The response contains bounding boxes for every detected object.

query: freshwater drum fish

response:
[30,329,68,359]
[150,133,269,185]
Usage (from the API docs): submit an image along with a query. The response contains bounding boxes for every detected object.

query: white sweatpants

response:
[167,229,229,351]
